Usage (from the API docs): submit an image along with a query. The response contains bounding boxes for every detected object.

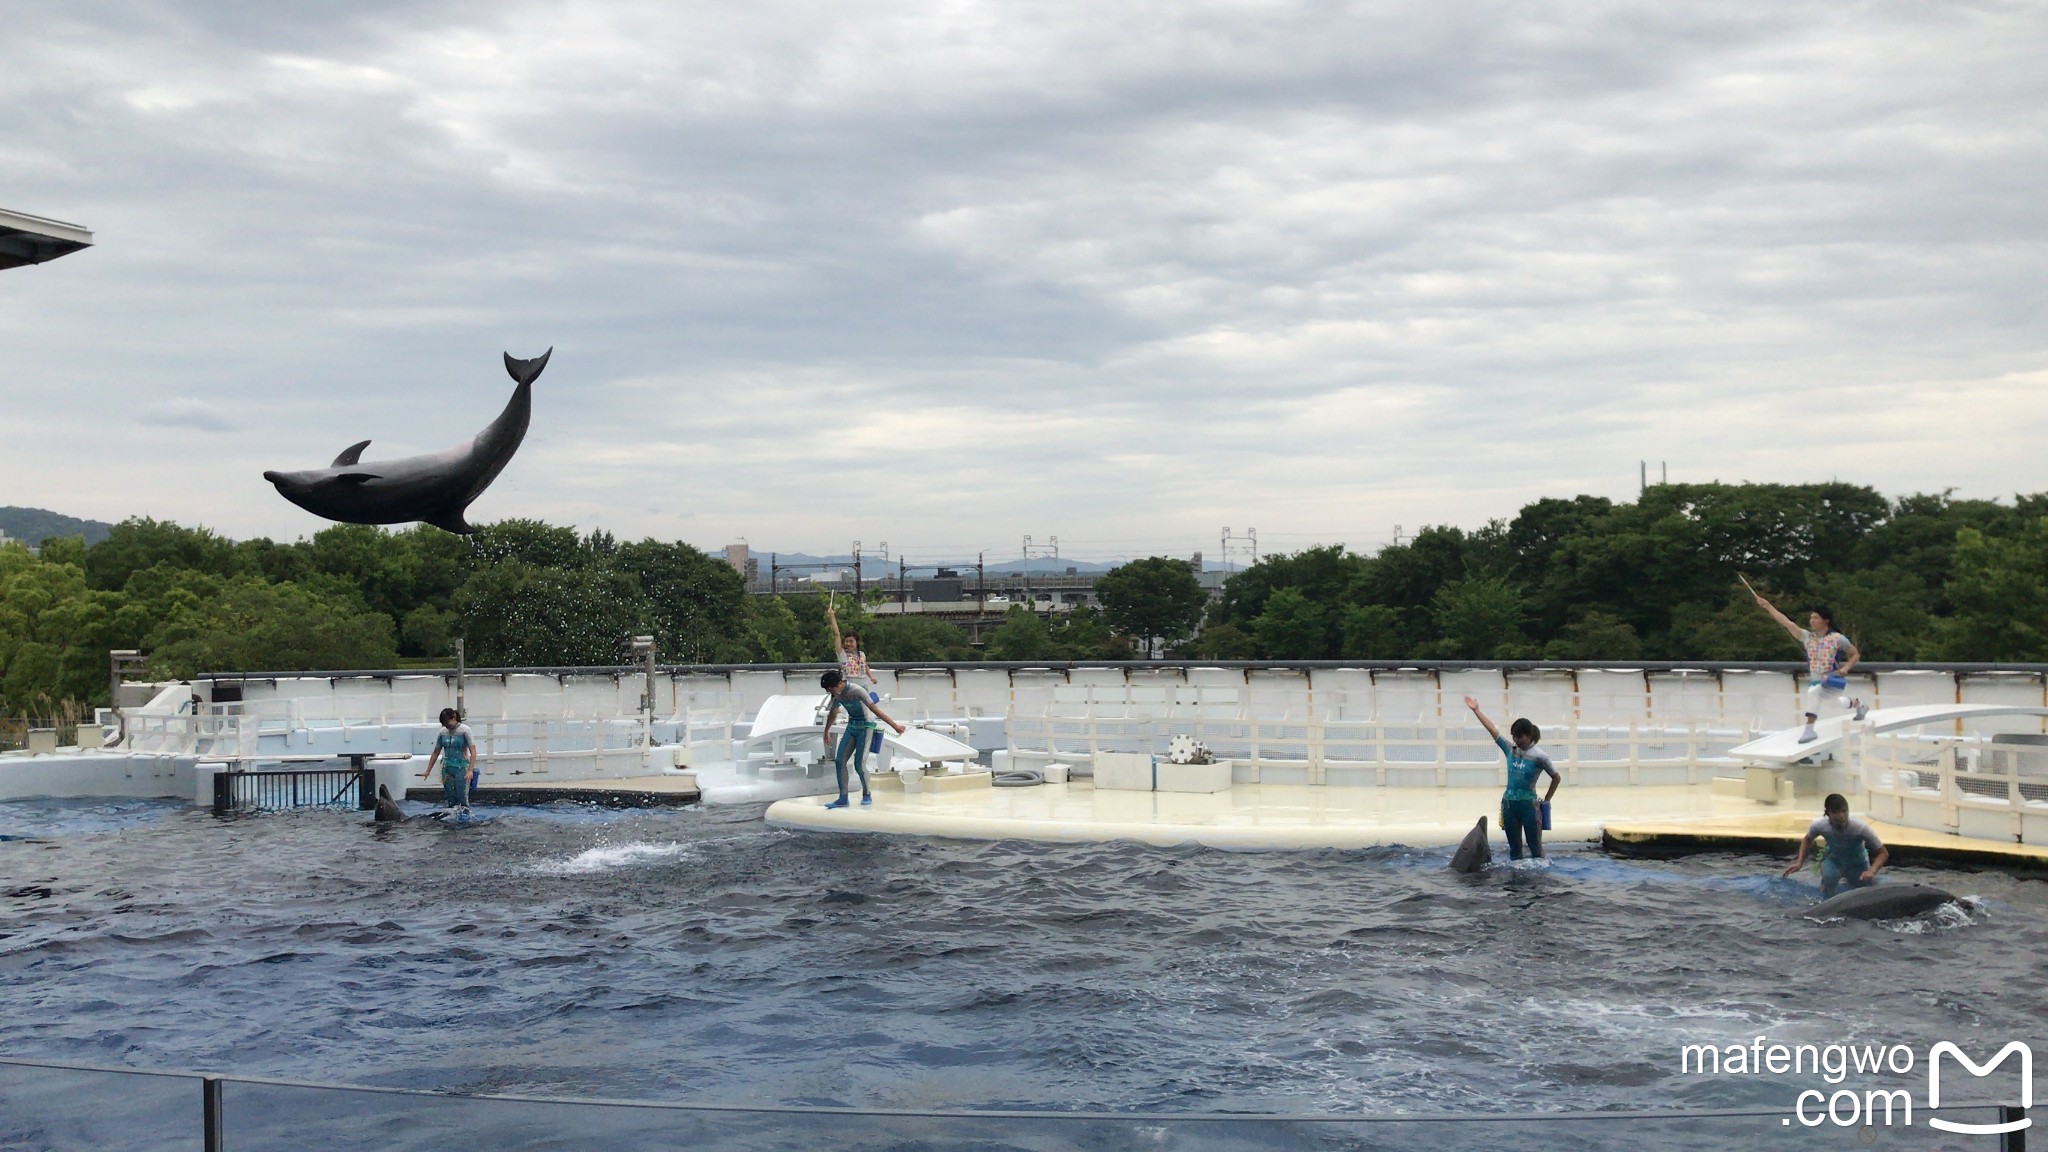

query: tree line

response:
[4,482,2047,717]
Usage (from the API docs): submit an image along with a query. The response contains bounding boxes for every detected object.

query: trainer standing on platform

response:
[1749,588,1865,743]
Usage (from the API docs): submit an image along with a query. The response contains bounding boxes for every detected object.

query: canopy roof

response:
[0,208,93,269]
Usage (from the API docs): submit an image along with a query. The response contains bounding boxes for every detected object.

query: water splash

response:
[532,841,693,875]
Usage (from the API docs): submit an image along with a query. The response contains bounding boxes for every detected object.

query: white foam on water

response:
[1882,896,1985,934]
[533,842,693,876]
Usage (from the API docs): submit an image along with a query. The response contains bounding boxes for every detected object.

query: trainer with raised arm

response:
[1749,589,1865,743]
[1464,696,1561,860]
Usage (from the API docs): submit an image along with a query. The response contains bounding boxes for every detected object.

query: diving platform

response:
[1726,703,2048,765]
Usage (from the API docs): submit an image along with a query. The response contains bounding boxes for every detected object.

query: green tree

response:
[1423,577,1527,659]
[1666,588,1801,661]
[985,606,1059,661]
[863,615,970,661]
[1337,604,1405,659]
[612,539,748,663]
[467,519,585,569]
[1186,622,1257,659]
[1542,610,1643,660]
[83,517,245,591]
[144,577,400,677]
[743,596,808,663]
[456,562,645,665]
[1095,557,1207,657]
[1932,522,2048,660]
[0,545,124,713]
[1251,587,1332,658]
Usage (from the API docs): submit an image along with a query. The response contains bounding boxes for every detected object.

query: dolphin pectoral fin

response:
[503,347,552,386]
[423,507,475,534]
[335,472,380,485]
[332,439,372,466]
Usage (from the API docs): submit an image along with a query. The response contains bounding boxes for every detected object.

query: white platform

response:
[1727,703,2048,765]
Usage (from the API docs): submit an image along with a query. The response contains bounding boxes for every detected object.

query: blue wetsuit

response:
[1809,816,1883,898]
[825,686,876,803]
[435,724,475,808]
[1497,736,1555,860]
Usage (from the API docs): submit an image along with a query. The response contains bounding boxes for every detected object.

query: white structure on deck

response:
[6,664,2048,828]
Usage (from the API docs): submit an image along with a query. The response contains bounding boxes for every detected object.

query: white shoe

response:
[1797,726,1818,744]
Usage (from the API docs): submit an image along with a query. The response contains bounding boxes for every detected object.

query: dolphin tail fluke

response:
[504,347,552,386]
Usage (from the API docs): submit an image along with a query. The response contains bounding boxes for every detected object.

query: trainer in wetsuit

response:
[421,707,476,812]
[1464,696,1561,860]
[819,669,905,810]
[1781,793,1889,898]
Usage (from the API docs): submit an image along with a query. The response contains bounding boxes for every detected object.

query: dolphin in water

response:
[263,348,551,534]
[1449,816,1492,873]
[1803,883,1957,921]
[373,784,407,824]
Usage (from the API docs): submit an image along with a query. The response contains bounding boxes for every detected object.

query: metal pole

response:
[203,1075,223,1152]
[454,637,466,719]
[2000,1106,2026,1152]
[854,543,863,602]
[899,557,907,607]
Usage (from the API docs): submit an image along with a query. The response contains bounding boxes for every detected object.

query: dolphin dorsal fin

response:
[503,347,552,386]
[332,440,372,467]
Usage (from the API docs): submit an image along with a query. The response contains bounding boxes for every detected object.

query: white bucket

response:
[900,766,924,794]
[1044,763,1070,784]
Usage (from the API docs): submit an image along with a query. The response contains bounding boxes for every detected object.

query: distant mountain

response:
[0,506,115,546]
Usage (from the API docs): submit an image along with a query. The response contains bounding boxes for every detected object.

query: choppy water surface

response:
[2,798,2043,1114]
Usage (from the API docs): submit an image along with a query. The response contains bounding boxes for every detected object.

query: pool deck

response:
[1603,811,2048,872]
[766,778,2048,868]
[765,780,1788,851]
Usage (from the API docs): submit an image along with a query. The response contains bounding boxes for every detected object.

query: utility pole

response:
[1220,527,1258,571]
[899,556,908,608]
[853,541,863,601]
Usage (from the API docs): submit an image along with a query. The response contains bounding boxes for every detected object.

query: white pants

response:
[1803,681,1854,718]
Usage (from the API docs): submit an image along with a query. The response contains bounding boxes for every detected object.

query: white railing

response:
[1859,730,2048,846]
[125,706,255,759]
[463,717,654,780]
[1007,711,1751,786]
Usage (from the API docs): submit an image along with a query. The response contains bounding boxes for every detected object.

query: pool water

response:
[2,798,2044,1114]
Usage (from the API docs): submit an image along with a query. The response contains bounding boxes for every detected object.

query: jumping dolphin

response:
[263,348,551,534]
[373,784,407,824]
[1449,816,1492,873]
[1803,883,1957,921]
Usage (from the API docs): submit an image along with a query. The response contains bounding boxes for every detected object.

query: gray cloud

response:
[2,1,2045,561]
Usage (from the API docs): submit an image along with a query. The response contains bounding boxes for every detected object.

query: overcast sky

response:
[4,1,2045,564]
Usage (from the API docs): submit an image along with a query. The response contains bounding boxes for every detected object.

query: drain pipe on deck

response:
[108,649,144,748]
[631,635,657,770]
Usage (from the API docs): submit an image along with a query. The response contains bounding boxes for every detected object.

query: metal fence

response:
[210,766,375,816]
[0,1056,2026,1152]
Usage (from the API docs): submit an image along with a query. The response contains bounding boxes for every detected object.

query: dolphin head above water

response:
[264,348,550,534]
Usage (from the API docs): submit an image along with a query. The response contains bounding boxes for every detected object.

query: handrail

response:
[2,1054,2006,1125]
